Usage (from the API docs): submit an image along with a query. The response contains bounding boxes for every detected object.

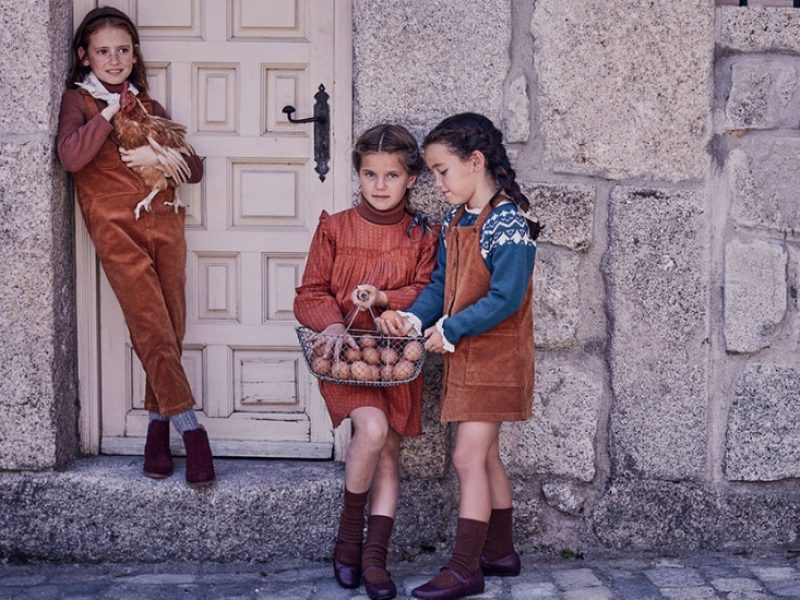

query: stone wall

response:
[0,0,77,470]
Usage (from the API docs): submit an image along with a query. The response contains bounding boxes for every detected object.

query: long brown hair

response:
[66,6,148,93]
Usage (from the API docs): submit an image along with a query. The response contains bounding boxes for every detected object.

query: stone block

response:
[504,75,530,144]
[724,240,787,353]
[725,61,800,130]
[501,353,604,482]
[718,7,800,54]
[400,356,449,480]
[533,251,582,349]
[605,187,709,480]
[0,457,450,562]
[729,139,800,234]
[353,0,510,133]
[521,182,595,252]
[0,0,71,134]
[725,364,800,481]
[0,141,77,470]
[716,488,800,548]
[592,482,719,550]
[531,0,713,181]
[541,481,587,516]
[509,479,545,549]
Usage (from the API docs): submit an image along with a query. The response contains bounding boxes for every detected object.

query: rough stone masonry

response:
[0,0,798,561]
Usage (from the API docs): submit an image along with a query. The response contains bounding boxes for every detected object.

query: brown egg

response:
[358,334,378,349]
[362,347,380,365]
[344,347,362,363]
[403,341,423,362]
[392,359,415,381]
[380,347,399,365]
[380,364,394,381]
[367,365,381,381]
[311,356,331,375]
[331,361,350,380]
[350,360,371,381]
[311,342,326,358]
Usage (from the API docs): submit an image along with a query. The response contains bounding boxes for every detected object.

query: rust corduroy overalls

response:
[440,198,535,422]
[73,91,194,417]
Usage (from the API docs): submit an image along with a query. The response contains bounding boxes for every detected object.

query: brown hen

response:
[112,83,194,219]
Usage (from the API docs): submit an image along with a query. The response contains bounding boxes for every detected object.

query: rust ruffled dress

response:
[294,202,438,436]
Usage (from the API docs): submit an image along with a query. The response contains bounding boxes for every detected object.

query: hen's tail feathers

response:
[147,136,192,185]
[134,188,160,220]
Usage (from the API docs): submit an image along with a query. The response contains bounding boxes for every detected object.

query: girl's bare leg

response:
[333,406,391,588]
[486,433,512,509]
[368,427,400,517]
[345,406,390,493]
[452,421,502,521]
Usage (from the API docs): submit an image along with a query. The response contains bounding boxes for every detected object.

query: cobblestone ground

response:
[1,549,799,599]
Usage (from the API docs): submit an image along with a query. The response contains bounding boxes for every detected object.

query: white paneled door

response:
[74,0,352,458]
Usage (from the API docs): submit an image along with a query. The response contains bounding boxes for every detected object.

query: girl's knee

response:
[353,416,389,450]
[452,445,484,476]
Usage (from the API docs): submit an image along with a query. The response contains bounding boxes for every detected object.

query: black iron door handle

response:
[282,84,330,182]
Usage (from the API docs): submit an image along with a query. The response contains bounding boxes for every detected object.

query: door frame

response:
[75,0,354,455]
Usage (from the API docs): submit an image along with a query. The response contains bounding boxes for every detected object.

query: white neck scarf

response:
[75,72,139,105]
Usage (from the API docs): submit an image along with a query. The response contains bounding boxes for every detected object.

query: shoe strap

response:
[438,566,466,584]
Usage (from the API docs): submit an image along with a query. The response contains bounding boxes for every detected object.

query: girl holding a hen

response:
[57,7,214,486]
[378,113,539,600]
[294,124,438,600]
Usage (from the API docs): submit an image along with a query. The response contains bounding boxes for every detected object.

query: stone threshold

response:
[0,456,448,563]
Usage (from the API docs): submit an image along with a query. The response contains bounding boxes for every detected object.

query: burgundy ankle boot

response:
[182,427,216,487]
[143,420,173,479]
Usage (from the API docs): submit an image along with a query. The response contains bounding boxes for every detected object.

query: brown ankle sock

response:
[335,488,368,565]
[362,515,394,584]
[446,518,489,579]
[482,507,515,560]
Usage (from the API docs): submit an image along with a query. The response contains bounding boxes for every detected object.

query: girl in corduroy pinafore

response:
[294,124,438,600]
[379,113,540,600]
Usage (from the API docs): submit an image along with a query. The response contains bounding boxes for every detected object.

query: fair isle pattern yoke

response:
[442,202,536,260]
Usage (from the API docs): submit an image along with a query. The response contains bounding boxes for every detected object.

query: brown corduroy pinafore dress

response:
[73,91,194,417]
[440,198,535,422]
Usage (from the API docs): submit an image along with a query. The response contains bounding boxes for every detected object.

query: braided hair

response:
[423,113,541,240]
[353,123,431,239]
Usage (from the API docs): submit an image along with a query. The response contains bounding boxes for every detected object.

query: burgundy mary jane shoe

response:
[411,567,484,600]
[363,565,397,600]
[333,540,362,589]
[479,550,521,577]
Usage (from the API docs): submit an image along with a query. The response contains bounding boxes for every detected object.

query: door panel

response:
[75,0,342,458]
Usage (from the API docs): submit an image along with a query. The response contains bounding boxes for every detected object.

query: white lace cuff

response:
[435,316,455,353]
[396,311,423,336]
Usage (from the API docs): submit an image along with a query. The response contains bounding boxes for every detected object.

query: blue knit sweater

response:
[407,202,536,346]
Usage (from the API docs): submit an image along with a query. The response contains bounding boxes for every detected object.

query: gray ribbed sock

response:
[170,408,200,434]
[149,411,169,422]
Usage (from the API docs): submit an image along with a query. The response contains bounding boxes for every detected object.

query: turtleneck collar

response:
[355,197,407,225]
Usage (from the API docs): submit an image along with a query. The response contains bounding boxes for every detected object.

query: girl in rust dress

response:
[293,124,438,600]
[380,113,540,600]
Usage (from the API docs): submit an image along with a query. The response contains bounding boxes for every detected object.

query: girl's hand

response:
[119,145,159,168]
[101,103,121,121]
[312,323,357,359]
[376,310,413,337]
[350,284,388,311]
[423,326,445,354]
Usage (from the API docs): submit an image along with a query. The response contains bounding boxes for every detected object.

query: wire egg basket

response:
[296,326,427,387]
